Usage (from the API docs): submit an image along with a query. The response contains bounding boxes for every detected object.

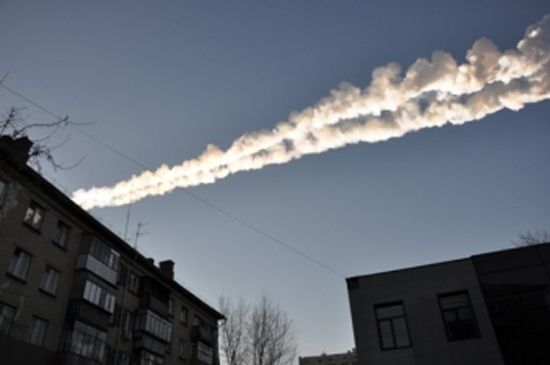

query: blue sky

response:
[1,0,549,357]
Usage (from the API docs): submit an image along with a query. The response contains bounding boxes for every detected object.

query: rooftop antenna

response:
[133,222,148,251]
[123,203,132,241]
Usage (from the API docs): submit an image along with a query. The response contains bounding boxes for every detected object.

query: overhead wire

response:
[0,82,346,278]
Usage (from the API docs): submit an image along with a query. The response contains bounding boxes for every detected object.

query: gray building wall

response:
[0,157,81,355]
[0,139,223,365]
[347,259,504,365]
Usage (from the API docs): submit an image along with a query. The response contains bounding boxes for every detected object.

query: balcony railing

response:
[191,325,214,346]
[76,254,117,285]
[139,294,169,318]
[66,300,111,330]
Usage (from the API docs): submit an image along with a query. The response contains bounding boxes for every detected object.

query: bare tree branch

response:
[220,295,298,365]
[512,230,550,247]
[0,106,87,171]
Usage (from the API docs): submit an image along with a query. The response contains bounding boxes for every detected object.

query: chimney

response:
[146,257,155,266]
[159,260,174,280]
[0,136,33,167]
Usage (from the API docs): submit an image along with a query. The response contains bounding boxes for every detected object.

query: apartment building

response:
[299,349,357,365]
[347,242,550,365]
[0,136,224,365]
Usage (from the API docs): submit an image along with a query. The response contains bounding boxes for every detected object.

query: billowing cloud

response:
[73,15,550,210]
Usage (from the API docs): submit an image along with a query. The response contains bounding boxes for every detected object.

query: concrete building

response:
[0,136,224,365]
[347,243,550,365]
[299,349,357,365]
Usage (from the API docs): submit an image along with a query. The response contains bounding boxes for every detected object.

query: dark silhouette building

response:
[0,136,224,365]
[347,242,550,365]
[299,348,357,365]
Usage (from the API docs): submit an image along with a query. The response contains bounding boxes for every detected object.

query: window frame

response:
[168,297,174,317]
[178,338,186,359]
[39,265,60,296]
[23,201,46,232]
[0,302,17,335]
[0,178,7,207]
[83,279,116,313]
[180,306,188,325]
[7,247,32,281]
[26,316,49,347]
[127,271,140,294]
[374,301,412,351]
[437,290,481,342]
[52,220,71,249]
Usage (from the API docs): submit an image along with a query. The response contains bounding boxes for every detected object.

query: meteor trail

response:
[72,15,550,210]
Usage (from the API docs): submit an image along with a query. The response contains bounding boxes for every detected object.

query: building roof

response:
[346,242,550,283]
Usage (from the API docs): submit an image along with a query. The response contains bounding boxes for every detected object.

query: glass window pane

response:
[392,317,410,347]
[457,307,474,321]
[379,320,395,349]
[27,317,48,346]
[0,304,16,335]
[440,293,469,309]
[439,291,479,341]
[443,310,457,323]
[376,304,404,319]
[0,179,6,203]
[8,249,31,280]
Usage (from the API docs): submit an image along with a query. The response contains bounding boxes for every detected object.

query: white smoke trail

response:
[73,15,550,210]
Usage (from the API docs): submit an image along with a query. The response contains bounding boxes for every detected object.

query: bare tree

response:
[219,295,298,365]
[513,230,550,247]
[219,296,249,365]
[0,106,84,171]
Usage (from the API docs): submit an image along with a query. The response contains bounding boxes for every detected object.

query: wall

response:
[348,259,504,365]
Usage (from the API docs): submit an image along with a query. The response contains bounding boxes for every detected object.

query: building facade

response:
[0,136,224,365]
[299,349,357,365]
[347,243,550,365]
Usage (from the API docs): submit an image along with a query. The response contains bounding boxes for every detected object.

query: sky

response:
[1,0,550,358]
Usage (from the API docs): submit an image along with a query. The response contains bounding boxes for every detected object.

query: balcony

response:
[191,325,214,346]
[77,234,119,285]
[133,334,167,356]
[65,300,110,330]
[192,341,214,365]
[139,277,170,318]
[140,294,169,318]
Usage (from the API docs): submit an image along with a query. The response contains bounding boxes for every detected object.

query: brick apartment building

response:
[347,242,550,365]
[0,136,224,365]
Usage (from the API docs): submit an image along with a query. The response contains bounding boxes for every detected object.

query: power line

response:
[0,82,346,278]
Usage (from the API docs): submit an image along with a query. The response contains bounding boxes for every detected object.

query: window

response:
[121,310,133,339]
[135,310,172,342]
[26,317,48,346]
[375,302,411,350]
[168,298,173,316]
[117,352,131,365]
[0,178,7,206]
[62,321,107,363]
[53,221,71,248]
[180,306,188,324]
[140,350,163,365]
[83,280,116,313]
[438,291,480,341]
[7,248,32,280]
[23,201,45,231]
[178,339,186,358]
[117,264,128,285]
[128,271,140,294]
[40,266,60,295]
[89,238,120,271]
[0,302,16,335]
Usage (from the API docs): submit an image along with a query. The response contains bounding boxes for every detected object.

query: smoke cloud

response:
[73,15,550,210]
